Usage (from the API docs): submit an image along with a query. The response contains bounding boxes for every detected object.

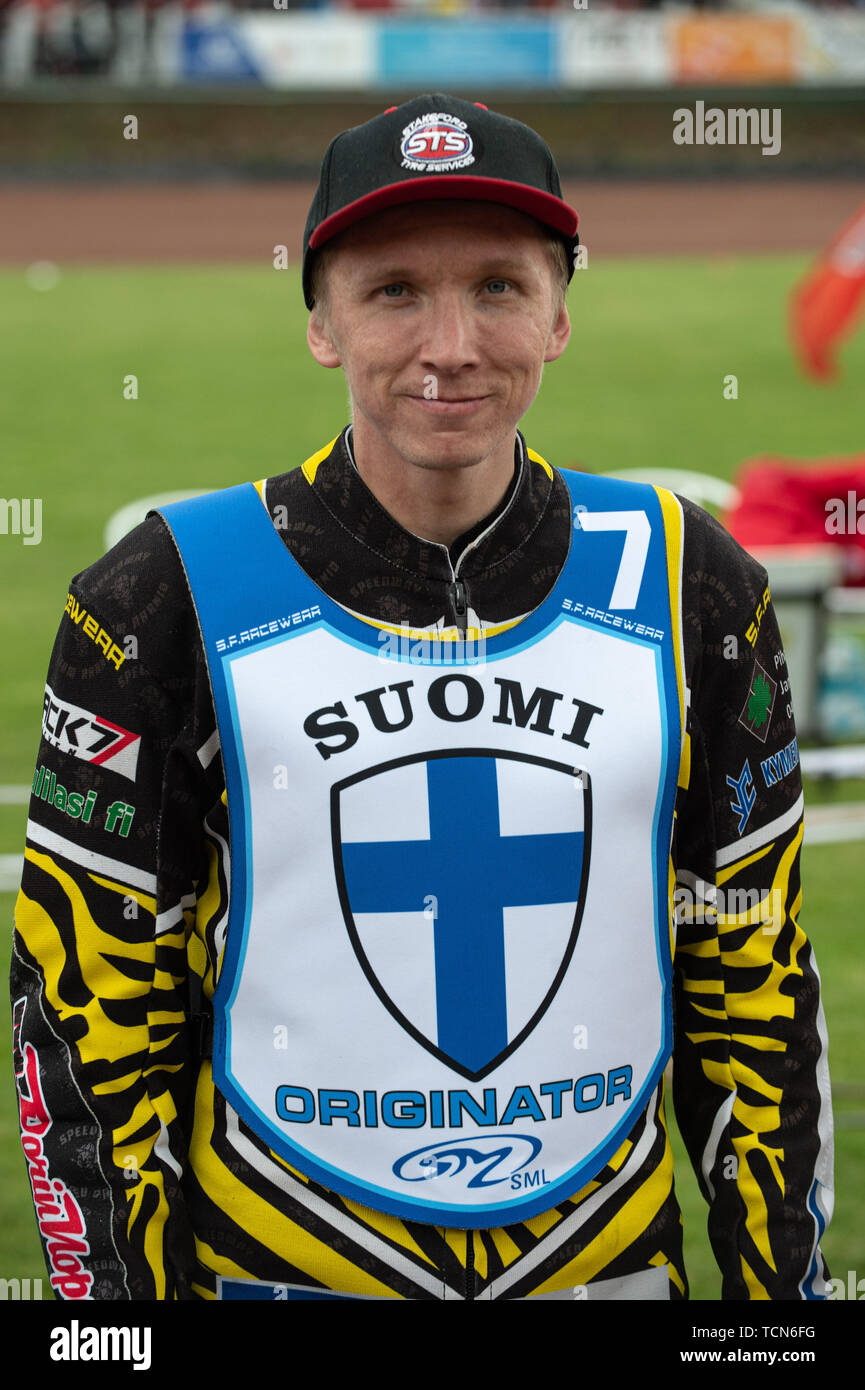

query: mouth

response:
[406,394,490,416]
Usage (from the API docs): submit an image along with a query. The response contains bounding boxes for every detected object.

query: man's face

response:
[306,200,571,476]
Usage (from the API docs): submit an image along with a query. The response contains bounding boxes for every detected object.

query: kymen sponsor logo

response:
[726,760,757,836]
[43,684,141,781]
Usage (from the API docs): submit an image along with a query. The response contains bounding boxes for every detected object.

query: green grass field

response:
[1,252,863,1297]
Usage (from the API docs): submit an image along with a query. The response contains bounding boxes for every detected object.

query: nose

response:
[418,289,481,374]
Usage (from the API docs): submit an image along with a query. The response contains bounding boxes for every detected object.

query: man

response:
[12,94,832,1301]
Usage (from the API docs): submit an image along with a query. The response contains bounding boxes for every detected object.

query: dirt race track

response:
[0,178,863,264]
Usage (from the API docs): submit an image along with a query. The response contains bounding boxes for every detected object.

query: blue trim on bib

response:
[158,463,681,1227]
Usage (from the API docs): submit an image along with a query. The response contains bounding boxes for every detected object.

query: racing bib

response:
[160,462,684,1227]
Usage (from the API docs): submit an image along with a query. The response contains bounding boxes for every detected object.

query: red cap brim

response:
[308,176,578,251]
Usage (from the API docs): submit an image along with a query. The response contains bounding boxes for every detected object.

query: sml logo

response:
[393,1134,544,1190]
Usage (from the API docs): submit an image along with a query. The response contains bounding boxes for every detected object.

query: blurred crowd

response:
[2,0,865,84]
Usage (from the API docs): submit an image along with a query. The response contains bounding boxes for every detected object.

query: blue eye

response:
[486,280,509,294]
[382,284,404,298]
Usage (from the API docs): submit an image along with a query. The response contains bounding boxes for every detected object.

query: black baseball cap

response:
[302,93,579,309]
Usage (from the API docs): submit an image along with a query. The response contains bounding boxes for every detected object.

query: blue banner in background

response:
[181,21,261,82]
[379,19,555,87]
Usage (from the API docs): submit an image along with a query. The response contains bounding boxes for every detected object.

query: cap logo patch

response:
[399,112,475,173]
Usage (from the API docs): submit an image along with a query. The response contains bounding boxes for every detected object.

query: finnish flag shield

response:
[331,749,592,1082]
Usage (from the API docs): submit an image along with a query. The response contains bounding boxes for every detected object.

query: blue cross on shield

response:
[331,749,592,1081]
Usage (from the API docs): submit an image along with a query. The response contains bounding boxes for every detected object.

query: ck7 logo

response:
[42,684,141,781]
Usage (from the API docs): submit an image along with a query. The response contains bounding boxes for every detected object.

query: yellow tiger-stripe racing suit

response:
[11,429,833,1299]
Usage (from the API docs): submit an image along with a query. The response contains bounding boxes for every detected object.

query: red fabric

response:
[790,199,865,381]
[309,176,578,251]
[724,455,865,584]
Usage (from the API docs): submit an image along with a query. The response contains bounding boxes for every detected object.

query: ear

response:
[307,306,342,369]
[543,304,571,364]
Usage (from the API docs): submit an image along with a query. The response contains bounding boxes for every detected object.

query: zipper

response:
[448,576,469,637]
[344,424,526,644]
[441,444,526,639]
